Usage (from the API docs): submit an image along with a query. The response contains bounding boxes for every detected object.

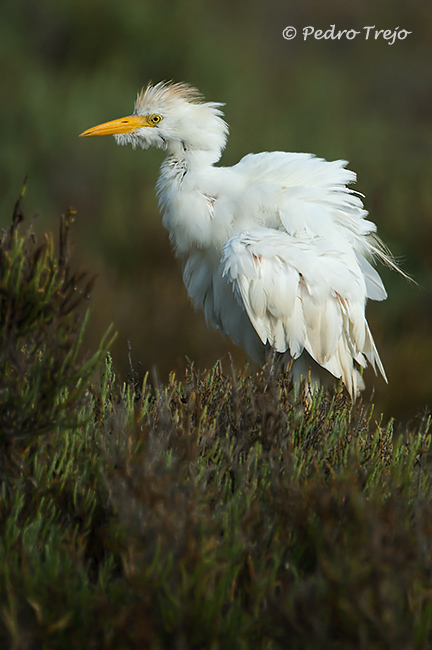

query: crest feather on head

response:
[134,81,205,114]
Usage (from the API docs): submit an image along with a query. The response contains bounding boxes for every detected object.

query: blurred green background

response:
[1,0,431,422]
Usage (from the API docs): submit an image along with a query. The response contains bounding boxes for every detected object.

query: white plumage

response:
[80,81,394,398]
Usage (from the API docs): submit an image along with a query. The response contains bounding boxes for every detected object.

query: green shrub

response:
[1,189,432,649]
[0,181,113,463]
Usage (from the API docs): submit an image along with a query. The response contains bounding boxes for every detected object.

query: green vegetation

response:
[0,182,113,450]
[1,197,432,649]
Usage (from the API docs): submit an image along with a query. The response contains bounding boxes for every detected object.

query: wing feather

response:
[222,227,386,398]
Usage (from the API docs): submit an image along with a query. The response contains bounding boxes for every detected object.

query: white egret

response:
[81,81,396,398]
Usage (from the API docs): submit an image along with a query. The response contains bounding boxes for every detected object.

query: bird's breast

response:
[161,185,235,254]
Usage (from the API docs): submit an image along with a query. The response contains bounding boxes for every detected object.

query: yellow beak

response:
[80,115,153,137]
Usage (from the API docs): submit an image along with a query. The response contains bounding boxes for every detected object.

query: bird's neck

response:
[160,153,189,184]
[157,146,218,197]
[156,148,224,255]
[164,140,221,170]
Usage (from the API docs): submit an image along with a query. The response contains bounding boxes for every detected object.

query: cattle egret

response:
[80,81,396,398]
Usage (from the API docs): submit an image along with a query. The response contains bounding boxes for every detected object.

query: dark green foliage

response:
[1,199,432,649]
[0,182,113,457]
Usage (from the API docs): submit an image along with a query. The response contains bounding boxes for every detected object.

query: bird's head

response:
[80,81,228,163]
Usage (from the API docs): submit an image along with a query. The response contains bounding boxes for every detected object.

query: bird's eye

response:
[150,114,163,125]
